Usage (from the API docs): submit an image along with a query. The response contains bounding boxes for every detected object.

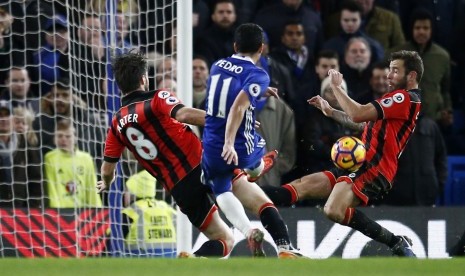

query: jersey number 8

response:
[126,127,158,160]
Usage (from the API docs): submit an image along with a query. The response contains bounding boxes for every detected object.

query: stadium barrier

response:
[1,206,463,258]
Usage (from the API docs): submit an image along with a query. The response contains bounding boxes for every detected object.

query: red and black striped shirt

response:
[362,89,421,183]
[103,90,202,191]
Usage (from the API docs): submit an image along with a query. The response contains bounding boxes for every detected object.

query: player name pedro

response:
[214,59,244,74]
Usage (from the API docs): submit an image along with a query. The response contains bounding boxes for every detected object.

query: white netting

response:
[0,0,181,257]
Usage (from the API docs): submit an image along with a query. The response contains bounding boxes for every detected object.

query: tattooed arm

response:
[330,108,366,132]
[307,95,366,131]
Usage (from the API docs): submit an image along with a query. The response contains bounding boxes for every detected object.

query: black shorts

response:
[170,165,217,231]
[326,164,391,205]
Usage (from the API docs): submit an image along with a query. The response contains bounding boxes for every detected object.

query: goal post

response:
[175,0,194,254]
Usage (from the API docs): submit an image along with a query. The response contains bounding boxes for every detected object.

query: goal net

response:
[0,0,186,257]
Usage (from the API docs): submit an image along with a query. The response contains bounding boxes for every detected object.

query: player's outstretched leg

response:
[261,172,331,207]
[325,182,416,258]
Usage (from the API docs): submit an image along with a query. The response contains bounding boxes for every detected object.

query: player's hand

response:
[264,87,279,98]
[255,120,261,129]
[328,69,343,88]
[96,180,107,194]
[308,96,333,117]
[222,144,238,166]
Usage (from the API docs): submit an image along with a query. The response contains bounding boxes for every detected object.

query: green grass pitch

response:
[1,258,464,276]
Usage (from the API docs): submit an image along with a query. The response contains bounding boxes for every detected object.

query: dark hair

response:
[390,50,424,83]
[316,49,339,65]
[213,0,235,11]
[340,0,363,15]
[234,23,264,54]
[112,51,148,94]
[409,8,434,31]
[281,18,304,36]
[193,54,210,66]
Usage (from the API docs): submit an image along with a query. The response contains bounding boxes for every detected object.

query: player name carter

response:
[117,114,138,132]
[214,59,243,74]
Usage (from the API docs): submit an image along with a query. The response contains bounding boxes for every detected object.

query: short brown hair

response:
[112,51,148,95]
[390,50,424,83]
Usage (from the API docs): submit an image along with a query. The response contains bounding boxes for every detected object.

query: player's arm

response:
[331,109,366,131]
[225,90,250,144]
[328,69,378,123]
[97,161,117,193]
[171,105,206,126]
[97,124,124,193]
[308,95,366,131]
[222,90,250,165]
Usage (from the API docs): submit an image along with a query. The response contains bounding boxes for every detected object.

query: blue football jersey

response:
[203,54,270,156]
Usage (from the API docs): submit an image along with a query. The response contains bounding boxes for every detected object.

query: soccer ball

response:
[331,136,366,172]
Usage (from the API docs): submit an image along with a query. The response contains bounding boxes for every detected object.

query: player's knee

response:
[323,203,344,223]
[252,192,273,215]
[242,196,267,216]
